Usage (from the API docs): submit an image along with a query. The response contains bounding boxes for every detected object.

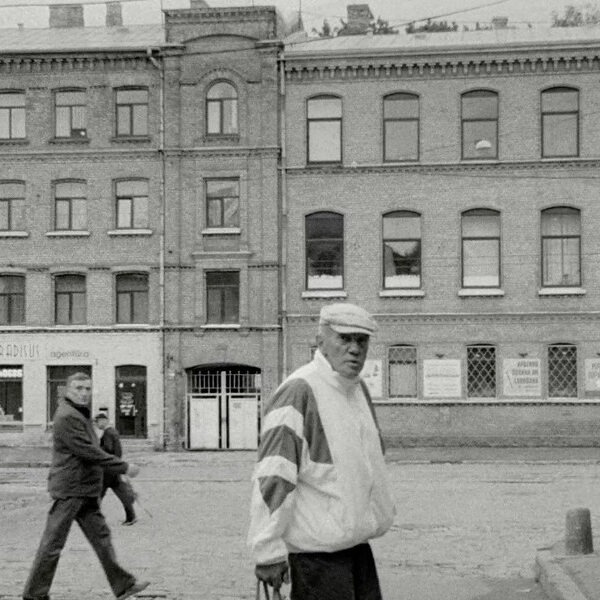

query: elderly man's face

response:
[66,378,92,407]
[318,325,369,379]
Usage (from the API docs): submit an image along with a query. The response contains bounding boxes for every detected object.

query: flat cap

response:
[319,302,377,336]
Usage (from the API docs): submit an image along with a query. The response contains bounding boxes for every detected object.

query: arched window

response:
[116,273,149,324]
[305,211,343,289]
[461,209,501,288]
[55,89,86,138]
[541,207,581,287]
[0,91,25,139]
[548,344,577,398]
[115,179,148,229]
[115,87,148,137]
[461,90,498,159]
[383,93,419,161]
[54,274,86,324]
[388,345,417,398]
[0,274,24,324]
[467,345,496,398]
[382,211,421,289]
[541,87,579,157]
[307,96,342,164]
[0,181,25,231]
[206,81,238,135]
[54,181,86,231]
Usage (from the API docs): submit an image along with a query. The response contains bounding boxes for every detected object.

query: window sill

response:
[202,324,240,329]
[306,162,342,168]
[203,134,240,144]
[113,323,151,328]
[0,231,29,238]
[107,229,153,236]
[49,137,90,145]
[0,138,29,146]
[111,135,152,144]
[538,287,585,296]
[46,230,90,237]
[458,288,505,297]
[379,289,424,297]
[302,290,348,299]
[201,227,241,235]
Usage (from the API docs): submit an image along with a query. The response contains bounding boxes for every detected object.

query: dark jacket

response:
[100,426,122,458]
[48,399,129,499]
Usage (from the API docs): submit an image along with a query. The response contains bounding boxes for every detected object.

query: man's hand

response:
[126,463,140,478]
[255,561,289,590]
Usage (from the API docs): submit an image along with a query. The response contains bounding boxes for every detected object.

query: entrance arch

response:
[186,364,261,450]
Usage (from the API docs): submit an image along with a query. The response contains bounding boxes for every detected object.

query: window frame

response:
[115,179,149,230]
[383,92,420,162]
[54,88,87,139]
[205,80,239,136]
[205,270,240,324]
[0,90,26,140]
[541,86,579,158]
[0,274,25,325]
[466,344,497,399]
[388,344,418,398]
[205,178,240,229]
[306,95,343,165]
[305,211,344,291]
[461,208,501,289]
[547,343,578,398]
[54,273,86,325]
[116,272,149,324]
[0,181,25,232]
[541,207,581,288]
[115,87,149,137]
[461,89,499,160]
[382,210,422,289]
[53,180,87,231]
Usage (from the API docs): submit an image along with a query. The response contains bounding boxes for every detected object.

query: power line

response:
[0,0,147,7]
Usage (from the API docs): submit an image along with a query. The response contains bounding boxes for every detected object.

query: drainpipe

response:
[147,47,167,449]
[278,51,288,379]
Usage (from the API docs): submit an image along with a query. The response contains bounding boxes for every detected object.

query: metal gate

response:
[187,366,261,450]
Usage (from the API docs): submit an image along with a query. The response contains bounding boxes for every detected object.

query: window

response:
[467,345,496,398]
[0,366,23,422]
[206,179,239,228]
[383,211,421,289]
[461,90,498,159]
[116,88,148,137]
[0,92,25,139]
[0,182,25,231]
[55,181,86,231]
[0,275,24,325]
[307,96,342,164]
[206,271,239,324]
[541,87,579,157]
[305,211,343,290]
[116,180,149,229]
[541,207,580,287]
[55,90,86,139]
[47,365,91,422]
[55,274,86,324]
[383,93,419,161]
[462,209,501,288]
[388,345,417,398]
[206,82,238,135]
[116,273,148,324]
[548,344,577,398]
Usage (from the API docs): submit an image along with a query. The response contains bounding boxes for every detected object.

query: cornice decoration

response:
[166,145,279,159]
[248,262,279,270]
[0,54,154,74]
[164,7,276,26]
[285,53,600,82]
[0,149,159,162]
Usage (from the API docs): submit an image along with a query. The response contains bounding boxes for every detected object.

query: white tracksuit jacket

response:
[247,350,396,565]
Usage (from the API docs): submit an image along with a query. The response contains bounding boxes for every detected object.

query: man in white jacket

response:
[248,303,396,599]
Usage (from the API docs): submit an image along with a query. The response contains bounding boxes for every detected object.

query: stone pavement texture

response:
[2,446,600,599]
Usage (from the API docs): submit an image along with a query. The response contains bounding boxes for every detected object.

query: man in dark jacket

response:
[94,412,137,525]
[22,372,149,600]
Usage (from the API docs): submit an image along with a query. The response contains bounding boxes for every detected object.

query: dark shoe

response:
[122,517,138,526]
[116,580,149,600]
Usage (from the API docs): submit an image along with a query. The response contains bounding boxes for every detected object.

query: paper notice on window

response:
[584,359,600,391]
[503,359,541,397]
[423,359,462,398]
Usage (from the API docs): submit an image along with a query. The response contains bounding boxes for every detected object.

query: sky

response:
[0,0,589,31]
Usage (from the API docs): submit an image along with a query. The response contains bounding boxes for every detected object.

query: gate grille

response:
[187,367,261,395]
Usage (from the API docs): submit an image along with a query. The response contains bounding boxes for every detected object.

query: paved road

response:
[1,449,599,599]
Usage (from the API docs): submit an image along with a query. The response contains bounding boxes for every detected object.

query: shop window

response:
[467,345,496,398]
[307,95,342,164]
[206,271,239,324]
[47,365,92,422]
[115,88,148,137]
[206,179,239,228]
[541,207,581,287]
[461,90,498,159]
[305,211,344,290]
[462,209,501,287]
[206,81,238,135]
[0,275,24,325]
[0,181,25,231]
[54,181,86,231]
[0,91,25,139]
[54,274,86,324]
[116,273,148,324]
[115,365,147,438]
[388,345,417,398]
[383,211,421,289]
[383,93,419,161]
[0,366,23,422]
[55,89,86,139]
[116,179,148,229]
[541,87,579,157]
[548,344,577,398]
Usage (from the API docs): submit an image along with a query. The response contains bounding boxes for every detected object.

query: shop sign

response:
[0,368,23,378]
[503,359,541,397]
[0,342,40,360]
[584,359,600,391]
[423,359,462,398]
[49,350,91,360]
[361,359,382,398]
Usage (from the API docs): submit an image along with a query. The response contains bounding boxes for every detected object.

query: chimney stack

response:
[49,4,84,28]
[106,2,123,27]
[190,0,209,7]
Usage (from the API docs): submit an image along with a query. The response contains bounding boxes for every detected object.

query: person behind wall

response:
[248,303,396,600]
[94,412,137,526]
[22,372,149,600]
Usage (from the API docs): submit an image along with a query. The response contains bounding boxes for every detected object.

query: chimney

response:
[346,4,373,33]
[491,16,509,29]
[106,2,122,27]
[49,4,84,28]
[190,0,209,7]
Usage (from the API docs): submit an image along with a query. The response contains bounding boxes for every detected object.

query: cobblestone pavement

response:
[1,449,599,599]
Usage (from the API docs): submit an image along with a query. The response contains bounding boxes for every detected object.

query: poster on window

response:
[502,359,541,397]
[361,359,382,399]
[584,359,600,392]
[423,359,462,398]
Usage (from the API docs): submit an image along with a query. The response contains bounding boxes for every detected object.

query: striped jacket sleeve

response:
[247,377,317,565]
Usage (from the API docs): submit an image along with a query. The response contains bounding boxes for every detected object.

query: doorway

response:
[115,365,147,438]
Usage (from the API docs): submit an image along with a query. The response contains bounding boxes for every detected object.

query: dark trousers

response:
[23,496,135,599]
[102,475,136,523]
[288,543,383,600]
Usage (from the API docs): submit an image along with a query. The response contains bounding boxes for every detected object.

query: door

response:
[188,395,220,449]
[115,365,147,438]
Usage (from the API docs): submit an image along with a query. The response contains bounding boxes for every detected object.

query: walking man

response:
[248,303,396,599]
[95,412,137,525]
[23,372,149,600]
